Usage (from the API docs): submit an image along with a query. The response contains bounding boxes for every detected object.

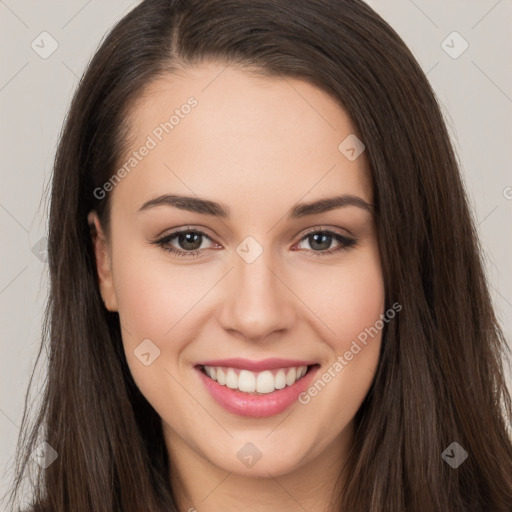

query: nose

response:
[216,247,297,342]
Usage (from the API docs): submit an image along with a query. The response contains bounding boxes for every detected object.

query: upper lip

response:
[195,357,317,372]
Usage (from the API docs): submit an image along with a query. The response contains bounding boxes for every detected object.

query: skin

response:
[89,62,385,512]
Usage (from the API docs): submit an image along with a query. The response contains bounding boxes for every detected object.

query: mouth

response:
[197,363,317,395]
[194,361,321,417]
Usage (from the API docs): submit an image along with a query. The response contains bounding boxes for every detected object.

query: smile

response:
[195,359,320,417]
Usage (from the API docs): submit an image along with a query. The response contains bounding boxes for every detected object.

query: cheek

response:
[294,250,385,433]
[328,267,384,350]
[112,247,213,345]
[297,247,385,352]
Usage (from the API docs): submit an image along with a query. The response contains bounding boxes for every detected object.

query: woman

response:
[6,0,512,510]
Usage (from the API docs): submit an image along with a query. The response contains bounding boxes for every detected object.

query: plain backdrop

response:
[1,0,511,502]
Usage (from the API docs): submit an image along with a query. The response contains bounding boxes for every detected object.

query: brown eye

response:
[295,230,357,255]
[153,229,218,259]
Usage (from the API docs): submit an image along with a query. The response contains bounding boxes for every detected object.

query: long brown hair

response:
[5,0,512,510]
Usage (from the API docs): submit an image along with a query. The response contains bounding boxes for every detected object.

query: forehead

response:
[113,62,372,214]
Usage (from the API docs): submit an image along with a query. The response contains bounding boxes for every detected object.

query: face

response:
[89,62,385,482]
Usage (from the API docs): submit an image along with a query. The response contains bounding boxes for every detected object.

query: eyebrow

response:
[137,193,374,218]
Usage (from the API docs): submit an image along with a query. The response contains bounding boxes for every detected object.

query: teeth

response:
[286,367,297,386]
[203,365,309,394]
[216,367,226,385]
[239,370,256,392]
[256,371,275,393]
[225,368,238,389]
[274,369,286,390]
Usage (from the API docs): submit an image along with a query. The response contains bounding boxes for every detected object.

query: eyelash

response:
[152,227,357,259]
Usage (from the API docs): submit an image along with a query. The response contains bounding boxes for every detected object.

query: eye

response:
[152,228,219,259]
[293,228,357,256]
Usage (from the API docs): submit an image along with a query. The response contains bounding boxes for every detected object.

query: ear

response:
[88,211,118,312]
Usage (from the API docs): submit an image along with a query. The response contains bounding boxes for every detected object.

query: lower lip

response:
[196,365,319,417]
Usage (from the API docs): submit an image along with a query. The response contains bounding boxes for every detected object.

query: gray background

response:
[1,0,511,502]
